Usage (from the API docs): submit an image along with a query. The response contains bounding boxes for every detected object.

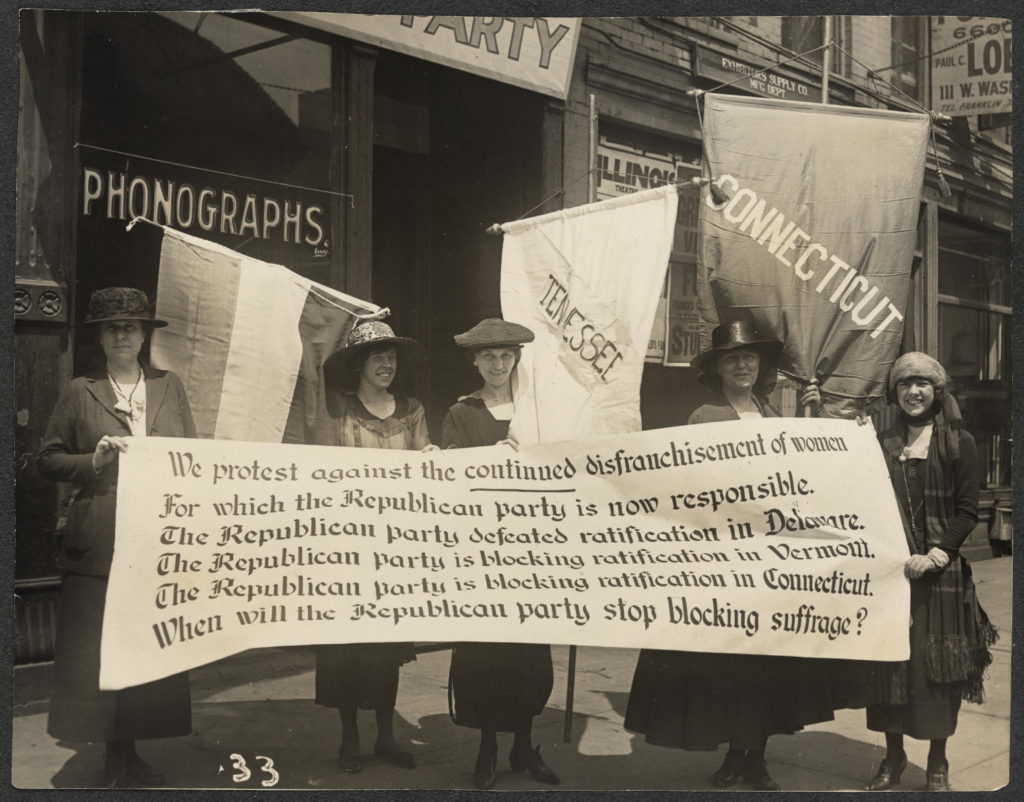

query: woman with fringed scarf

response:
[865,352,997,792]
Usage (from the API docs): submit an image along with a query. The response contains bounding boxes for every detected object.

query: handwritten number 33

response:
[229,753,279,787]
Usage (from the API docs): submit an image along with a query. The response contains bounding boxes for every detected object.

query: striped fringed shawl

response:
[878,420,998,704]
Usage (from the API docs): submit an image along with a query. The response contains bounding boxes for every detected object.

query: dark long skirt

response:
[449,643,553,732]
[48,572,192,742]
[315,643,415,710]
[867,577,962,739]
[624,650,837,751]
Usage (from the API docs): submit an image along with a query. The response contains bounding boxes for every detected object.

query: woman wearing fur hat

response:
[864,352,996,792]
[311,320,437,774]
[37,287,195,787]
[442,318,559,790]
[625,320,832,791]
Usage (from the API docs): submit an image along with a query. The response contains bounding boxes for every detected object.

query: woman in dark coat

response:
[37,287,195,787]
[442,318,558,790]
[624,320,831,791]
[864,352,996,792]
[309,320,437,774]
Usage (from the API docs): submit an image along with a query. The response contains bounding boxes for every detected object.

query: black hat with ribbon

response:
[691,320,782,377]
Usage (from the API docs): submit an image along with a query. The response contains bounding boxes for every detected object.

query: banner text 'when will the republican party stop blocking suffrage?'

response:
[101,418,909,689]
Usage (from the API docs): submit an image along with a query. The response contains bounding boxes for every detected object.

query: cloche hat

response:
[78,287,168,328]
[322,320,424,380]
[454,318,535,350]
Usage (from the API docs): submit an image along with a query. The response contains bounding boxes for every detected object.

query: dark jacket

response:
[687,394,779,425]
[37,365,196,576]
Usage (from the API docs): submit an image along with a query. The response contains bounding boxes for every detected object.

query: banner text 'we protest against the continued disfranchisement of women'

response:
[101,419,909,689]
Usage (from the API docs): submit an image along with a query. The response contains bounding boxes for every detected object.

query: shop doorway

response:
[372,52,547,437]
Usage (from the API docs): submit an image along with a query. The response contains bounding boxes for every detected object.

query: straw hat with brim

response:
[691,320,782,376]
[78,287,168,328]
[322,320,425,380]
[454,318,535,350]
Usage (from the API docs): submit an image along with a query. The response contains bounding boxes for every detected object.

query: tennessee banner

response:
[699,94,930,417]
[498,185,679,444]
[148,224,382,443]
[100,418,908,689]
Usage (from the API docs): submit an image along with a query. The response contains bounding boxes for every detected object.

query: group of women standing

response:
[38,287,997,790]
[303,315,557,788]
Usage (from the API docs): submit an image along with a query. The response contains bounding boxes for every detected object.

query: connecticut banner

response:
[499,185,679,444]
[699,94,930,417]
[99,417,909,689]
[148,223,382,443]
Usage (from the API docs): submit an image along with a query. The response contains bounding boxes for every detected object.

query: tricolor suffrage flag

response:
[149,225,382,443]
[100,417,909,689]
[699,94,930,416]
[499,185,678,444]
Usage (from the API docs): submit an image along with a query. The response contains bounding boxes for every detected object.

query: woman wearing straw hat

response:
[311,320,437,774]
[442,318,559,790]
[863,352,996,792]
[624,319,833,791]
[37,287,196,787]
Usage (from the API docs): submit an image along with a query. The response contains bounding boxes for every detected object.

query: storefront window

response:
[780,16,843,73]
[596,123,701,365]
[937,216,1012,487]
[891,16,924,101]
[75,13,334,332]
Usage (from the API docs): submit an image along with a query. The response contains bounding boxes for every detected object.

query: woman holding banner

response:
[37,287,196,788]
[311,320,436,774]
[624,320,832,791]
[442,319,559,790]
[864,353,996,792]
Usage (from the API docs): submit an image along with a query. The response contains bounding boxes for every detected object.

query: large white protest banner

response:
[498,184,678,445]
[101,418,908,689]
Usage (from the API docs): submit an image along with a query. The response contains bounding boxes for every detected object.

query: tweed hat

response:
[453,318,535,350]
[691,320,782,375]
[322,320,424,380]
[79,287,167,328]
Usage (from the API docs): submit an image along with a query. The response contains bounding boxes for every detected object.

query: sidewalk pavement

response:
[11,556,1013,792]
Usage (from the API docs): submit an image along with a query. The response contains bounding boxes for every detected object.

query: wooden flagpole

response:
[562,93,598,745]
[822,16,832,105]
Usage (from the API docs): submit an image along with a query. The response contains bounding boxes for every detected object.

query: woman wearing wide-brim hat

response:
[37,287,196,787]
[309,320,437,774]
[624,319,833,791]
[441,318,559,790]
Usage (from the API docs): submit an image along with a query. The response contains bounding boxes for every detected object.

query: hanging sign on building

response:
[694,45,822,103]
[699,94,930,417]
[270,13,581,99]
[79,164,329,253]
[596,138,698,201]
[76,145,335,296]
[596,137,702,365]
[930,17,1012,116]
